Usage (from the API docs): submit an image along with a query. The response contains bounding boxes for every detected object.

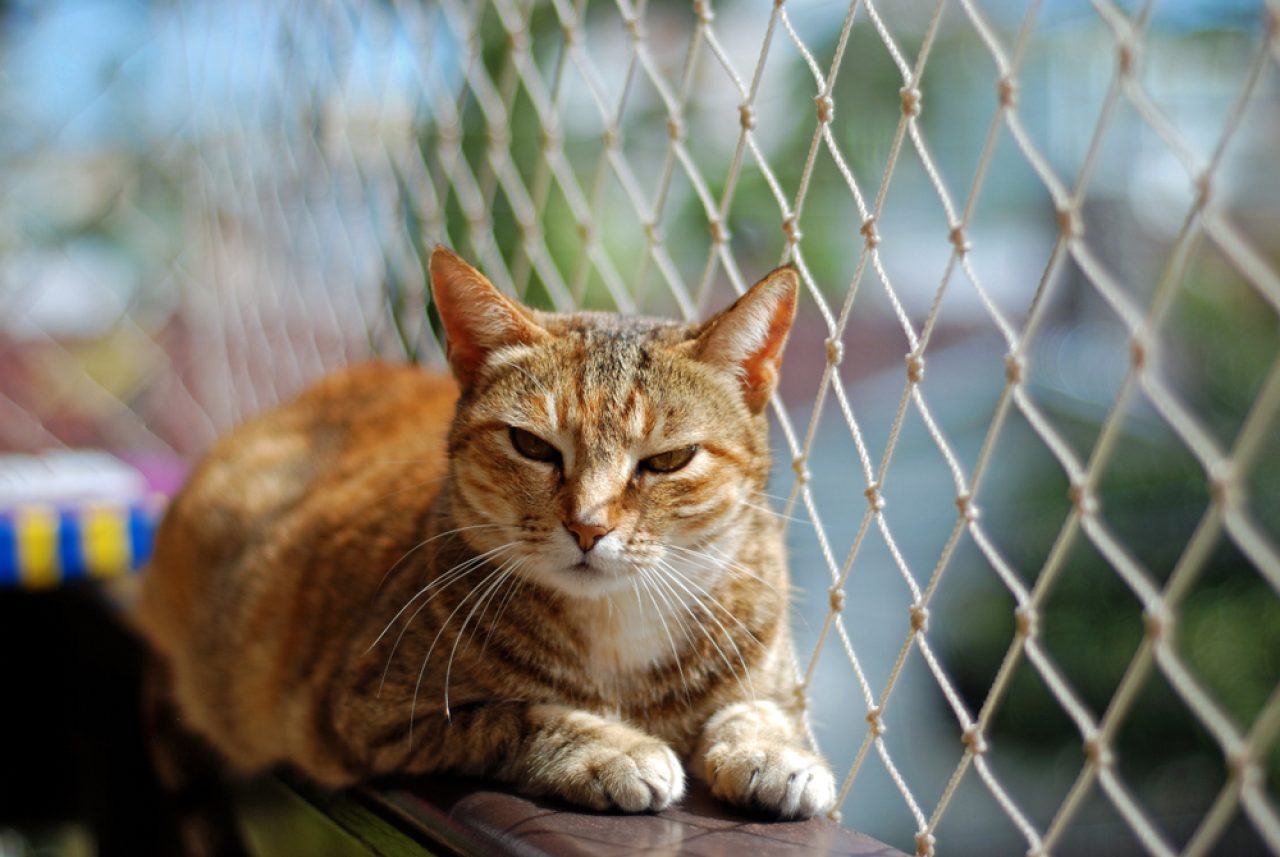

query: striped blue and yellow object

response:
[0,498,164,589]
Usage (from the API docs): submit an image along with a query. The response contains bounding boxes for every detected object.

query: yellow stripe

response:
[17,504,61,589]
[82,504,130,579]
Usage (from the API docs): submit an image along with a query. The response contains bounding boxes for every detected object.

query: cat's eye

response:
[509,427,560,464]
[639,445,698,474]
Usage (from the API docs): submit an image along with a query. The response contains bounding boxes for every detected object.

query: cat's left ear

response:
[430,246,549,387]
[690,266,798,413]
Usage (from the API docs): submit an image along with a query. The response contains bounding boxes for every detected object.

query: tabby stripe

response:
[313,674,370,775]
[485,635,603,704]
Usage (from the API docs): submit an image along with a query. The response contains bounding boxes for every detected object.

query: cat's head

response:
[430,247,797,599]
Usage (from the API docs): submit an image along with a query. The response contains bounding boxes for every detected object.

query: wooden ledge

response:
[249,775,907,857]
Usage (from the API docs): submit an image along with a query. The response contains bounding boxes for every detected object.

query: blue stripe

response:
[129,504,155,568]
[0,514,17,586]
[58,510,85,581]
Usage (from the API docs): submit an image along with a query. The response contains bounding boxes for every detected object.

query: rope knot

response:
[782,214,802,244]
[865,707,886,736]
[1209,461,1238,507]
[738,103,757,130]
[829,587,846,612]
[792,455,811,485]
[815,94,835,124]
[602,126,620,150]
[1142,607,1168,643]
[1068,481,1098,515]
[860,216,881,248]
[915,831,936,857]
[561,24,577,46]
[707,218,729,244]
[948,225,971,255]
[825,338,844,366]
[996,75,1018,107]
[666,116,684,141]
[1230,751,1260,786]
[691,0,714,23]
[1004,353,1024,384]
[1083,732,1113,768]
[577,221,594,242]
[1056,204,1082,239]
[1116,39,1138,78]
[962,725,988,756]
[899,86,923,117]
[792,683,809,710]
[864,483,885,512]
[487,126,510,148]
[909,602,929,633]
[1014,605,1039,639]
[1195,172,1213,208]
[1129,335,1148,370]
[905,353,925,384]
[507,27,529,53]
[955,493,980,522]
[643,221,663,244]
[437,122,461,145]
[623,14,643,39]
[538,126,560,150]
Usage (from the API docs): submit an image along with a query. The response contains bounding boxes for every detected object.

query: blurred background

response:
[0,0,1277,855]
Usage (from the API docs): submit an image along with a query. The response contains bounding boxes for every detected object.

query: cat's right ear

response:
[429,247,548,387]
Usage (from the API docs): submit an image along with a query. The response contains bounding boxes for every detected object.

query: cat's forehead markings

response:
[485,345,543,383]
[648,409,667,440]
[543,393,559,431]
[627,395,648,440]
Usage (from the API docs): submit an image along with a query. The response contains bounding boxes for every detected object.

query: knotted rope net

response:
[2,1,1278,854]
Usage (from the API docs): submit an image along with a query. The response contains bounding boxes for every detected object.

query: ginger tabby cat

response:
[136,247,836,820]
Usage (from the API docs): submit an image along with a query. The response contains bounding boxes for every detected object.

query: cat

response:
[135,247,837,821]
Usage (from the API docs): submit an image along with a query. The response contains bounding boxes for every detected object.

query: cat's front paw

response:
[533,722,685,812]
[703,741,836,819]
[590,739,686,812]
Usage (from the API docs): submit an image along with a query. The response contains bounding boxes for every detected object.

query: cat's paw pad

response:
[549,738,686,812]
[704,743,836,819]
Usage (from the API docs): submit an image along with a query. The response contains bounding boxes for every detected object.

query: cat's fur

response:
[135,248,836,819]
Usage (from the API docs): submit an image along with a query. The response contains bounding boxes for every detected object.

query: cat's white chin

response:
[518,552,638,599]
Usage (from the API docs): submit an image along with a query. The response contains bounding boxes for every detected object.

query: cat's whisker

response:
[444,558,527,715]
[375,543,520,697]
[646,565,737,694]
[739,500,811,527]
[634,566,693,707]
[374,522,516,596]
[411,557,519,739]
[481,561,529,655]
[665,543,773,588]
[466,555,529,654]
[660,557,764,650]
[369,539,519,654]
[653,559,755,704]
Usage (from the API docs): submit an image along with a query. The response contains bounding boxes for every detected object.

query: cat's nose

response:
[564,520,611,552]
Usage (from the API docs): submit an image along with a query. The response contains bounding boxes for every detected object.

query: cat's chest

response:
[577,576,703,679]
